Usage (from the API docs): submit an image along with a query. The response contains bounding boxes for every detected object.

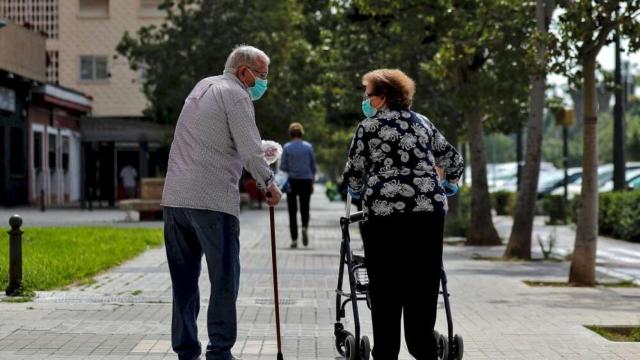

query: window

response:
[79,0,109,18]
[138,62,149,81]
[0,86,16,113]
[0,0,59,39]
[49,134,57,169]
[139,0,164,18]
[10,128,25,176]
[46,51,59,84]
[80,56,109,81]
[62,136,69,172]
[34,132,43,170]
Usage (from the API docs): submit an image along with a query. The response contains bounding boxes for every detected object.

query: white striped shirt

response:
[161,72,274,218]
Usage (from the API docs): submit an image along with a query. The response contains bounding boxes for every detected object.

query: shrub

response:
[444,186,470,237]
[491,190,515,216]
[600,190,640,242]
[542,195,568,225]
[572,190,640,243]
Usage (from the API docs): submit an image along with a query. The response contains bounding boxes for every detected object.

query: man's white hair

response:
[224,45,270,72]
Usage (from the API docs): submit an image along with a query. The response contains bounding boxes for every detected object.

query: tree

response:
[553,0,640,285]
[418,0,532,245]
[505,0,556,259]
[117,0,320,143]
[349,1,534,245]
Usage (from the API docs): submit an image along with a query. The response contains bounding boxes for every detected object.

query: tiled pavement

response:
[1,190,639,359]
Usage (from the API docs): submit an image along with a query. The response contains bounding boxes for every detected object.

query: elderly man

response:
[162,45,282,360]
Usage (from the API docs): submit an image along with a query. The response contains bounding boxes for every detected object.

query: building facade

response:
[1,0,172,207]
[0,0,165,116]
[0,19,46,206]
[29,85,92,206]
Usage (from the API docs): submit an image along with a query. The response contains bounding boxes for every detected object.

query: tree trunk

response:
[466,110,501,245]
[504,0,547,260]
[613,29,626,191]
[569,55,598,286]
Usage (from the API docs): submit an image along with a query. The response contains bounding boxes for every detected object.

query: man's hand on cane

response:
[265,183,282,206]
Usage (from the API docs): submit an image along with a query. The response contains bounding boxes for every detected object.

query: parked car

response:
[599,168,640,192]
[551,163,640,199]
[537,167,582,198]
[471,162,559,193]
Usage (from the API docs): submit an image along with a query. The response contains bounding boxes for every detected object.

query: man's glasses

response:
[248,67,268,80]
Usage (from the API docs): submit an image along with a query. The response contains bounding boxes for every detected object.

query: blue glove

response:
[348,187,362,200]
[442,180,459,197]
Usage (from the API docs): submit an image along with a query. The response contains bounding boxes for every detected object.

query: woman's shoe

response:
[302,227,309,246]
[290,241,298,249]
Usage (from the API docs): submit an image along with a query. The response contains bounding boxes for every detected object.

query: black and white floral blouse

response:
[343,109,464,218]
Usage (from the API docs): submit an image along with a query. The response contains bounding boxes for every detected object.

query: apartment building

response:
[1,0,164,116]
[1,18,92,207]
[1,0,173,207]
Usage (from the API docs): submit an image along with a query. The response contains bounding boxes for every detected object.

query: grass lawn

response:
[586,325,640,342]
[0,227,163,294]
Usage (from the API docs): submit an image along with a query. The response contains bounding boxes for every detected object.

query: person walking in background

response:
[280,122,317,248]
[161,45,282,360]
[119,164,138,198]
[343,68,464,359]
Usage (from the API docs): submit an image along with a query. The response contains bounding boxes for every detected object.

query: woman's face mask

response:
[361,98,377,118]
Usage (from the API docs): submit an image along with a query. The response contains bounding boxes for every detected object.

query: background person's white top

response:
[119,166,137,188]
[162,71,274,218]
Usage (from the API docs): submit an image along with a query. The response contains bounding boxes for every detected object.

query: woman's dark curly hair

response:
[362,69,416,110]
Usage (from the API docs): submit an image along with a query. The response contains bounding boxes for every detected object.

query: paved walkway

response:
[494,216,640,284]
[1,190,639,359]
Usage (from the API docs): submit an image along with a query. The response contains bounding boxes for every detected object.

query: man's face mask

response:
[247,68,268,101]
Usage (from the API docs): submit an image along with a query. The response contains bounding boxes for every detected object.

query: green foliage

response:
[0,227,163,292]
[571,190,640,242]
[552,1,640,82]
[599,189,640,242]
[543,195,568,225]
[444,186,471,237]
[117,0,320,139]
[586,325,640,342]
[491,190,515,216]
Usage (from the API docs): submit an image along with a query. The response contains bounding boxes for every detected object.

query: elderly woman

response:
[343,69,464,360]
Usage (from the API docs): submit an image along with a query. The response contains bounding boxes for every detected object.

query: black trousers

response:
[286,179,313,241]
[362,211,445,360]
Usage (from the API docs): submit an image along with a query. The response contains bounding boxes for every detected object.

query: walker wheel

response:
[360,336,371,360]
[344,334,357,360]
[334,324,347,356]
[453,334,464,360]
[335,329,352,357]
[437,333,449,360]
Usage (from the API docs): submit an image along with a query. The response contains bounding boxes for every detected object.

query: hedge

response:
[572,189,640,243]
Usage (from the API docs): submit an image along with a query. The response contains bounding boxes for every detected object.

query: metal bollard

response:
[5,215,23,296]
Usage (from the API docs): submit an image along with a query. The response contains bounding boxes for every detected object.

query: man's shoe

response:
[302,227,309,246]
[290,241,298,249]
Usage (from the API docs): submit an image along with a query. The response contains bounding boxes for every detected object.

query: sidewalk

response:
[0,190,639,359]
[494,216,640,284]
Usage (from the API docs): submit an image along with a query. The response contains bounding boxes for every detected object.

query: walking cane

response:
[262,139,285,359]
[268,197,284,360]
